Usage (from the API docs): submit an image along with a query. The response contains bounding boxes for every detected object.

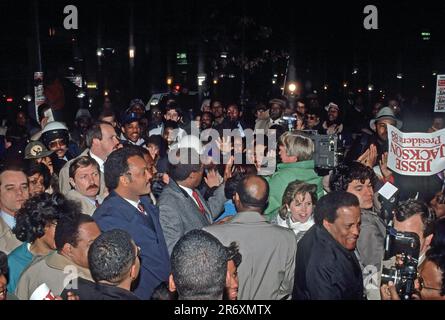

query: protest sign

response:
[434,74,445,112]
[387,124,445,176]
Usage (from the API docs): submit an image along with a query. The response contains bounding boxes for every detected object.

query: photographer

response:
[381,246,445,300]
[378,199,435,300]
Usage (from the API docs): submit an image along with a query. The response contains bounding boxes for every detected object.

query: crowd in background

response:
[0,91,445,300]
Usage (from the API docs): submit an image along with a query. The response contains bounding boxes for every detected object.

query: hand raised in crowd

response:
[204,168,223,188]
[379,152,393,179]
[162,173,170,185]
[223,155,234,181]
[216,136,232,154]
[357,144,377,168]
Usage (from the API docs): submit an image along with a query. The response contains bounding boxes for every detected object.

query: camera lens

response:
[381,267,400,286]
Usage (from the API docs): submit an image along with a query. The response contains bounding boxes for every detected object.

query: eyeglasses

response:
[136,246,141,258]
[49,139,66,149]
[417,274,442,292]
[307,115,317,120]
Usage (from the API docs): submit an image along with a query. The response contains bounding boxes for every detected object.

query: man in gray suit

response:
[204,175,296,300]
[158,148,226,254]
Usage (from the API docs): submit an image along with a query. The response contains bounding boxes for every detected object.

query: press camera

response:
[381,228,420,300]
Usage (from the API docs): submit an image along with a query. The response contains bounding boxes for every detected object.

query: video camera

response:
[381,228,420,300]
[311,133,344,169]
[281,115,344,169]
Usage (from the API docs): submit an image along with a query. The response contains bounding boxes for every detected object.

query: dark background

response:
[0,0,444,113]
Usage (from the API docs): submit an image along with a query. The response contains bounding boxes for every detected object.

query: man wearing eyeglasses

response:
[381,246,445,300]
[40,121,77,173]
[305,108,323,134]
[93,146,170,300]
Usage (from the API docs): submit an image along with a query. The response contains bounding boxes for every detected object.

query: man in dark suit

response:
[158,148,226,254]
[93,146,170,300]
[292,191,364,300]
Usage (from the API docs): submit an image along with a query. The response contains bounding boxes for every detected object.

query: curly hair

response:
[13,193,75,243]
[329,161,378,192]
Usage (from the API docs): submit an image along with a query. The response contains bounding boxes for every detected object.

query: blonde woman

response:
[274,181,318,242]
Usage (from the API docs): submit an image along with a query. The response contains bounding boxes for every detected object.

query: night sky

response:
[1,1,444,105]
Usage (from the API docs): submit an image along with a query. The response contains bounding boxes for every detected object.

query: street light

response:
[129,47,135,59]
[96,48,103,57]
[288,82,297,93]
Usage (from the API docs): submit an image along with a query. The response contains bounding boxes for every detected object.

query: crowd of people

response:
[0,92,444,300]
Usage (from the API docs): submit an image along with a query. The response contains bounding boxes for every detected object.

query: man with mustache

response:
[40,121,76,174]
[0,165,29,254]
[292,191,364,300]
[59,121,121,195]
[65,156,103,216]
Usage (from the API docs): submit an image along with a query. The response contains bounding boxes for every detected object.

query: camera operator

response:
[378,199,435,300]
[381,246,445,300]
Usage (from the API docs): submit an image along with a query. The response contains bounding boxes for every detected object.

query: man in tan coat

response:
[204,175,296,300]
[0,166,29,254]
[15,213,100,299]
[65,156,104,216]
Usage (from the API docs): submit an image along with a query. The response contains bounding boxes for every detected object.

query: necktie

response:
[95,200,100,208]
[137,202,146,215]
[192,190,205,214]
[137,201,156,231]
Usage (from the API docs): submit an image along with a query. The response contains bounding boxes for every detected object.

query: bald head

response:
[234,175,269,212]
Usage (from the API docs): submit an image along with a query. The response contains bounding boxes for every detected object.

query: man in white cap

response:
[40,121,77,173]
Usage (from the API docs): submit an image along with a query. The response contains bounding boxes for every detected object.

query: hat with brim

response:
[369,107,403,131]
[24,141,54,159]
